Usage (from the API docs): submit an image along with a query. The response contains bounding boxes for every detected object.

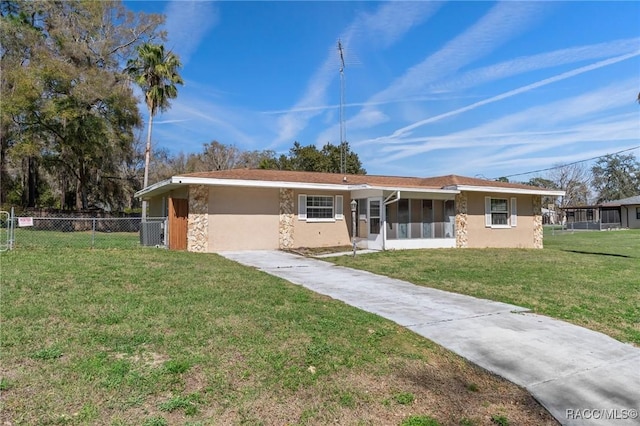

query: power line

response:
[494,145,640,180]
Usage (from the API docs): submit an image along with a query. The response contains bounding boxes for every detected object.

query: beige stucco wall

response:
[292,189,351,248]
[208,186,280,251]
[147,187,188,217]
[623,205,640,229]
[147,197,165,217]
[465,192,537,248]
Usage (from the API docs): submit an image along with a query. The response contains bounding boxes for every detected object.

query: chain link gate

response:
[0,210,15,252]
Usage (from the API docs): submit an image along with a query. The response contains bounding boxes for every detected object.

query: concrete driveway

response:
[219,250,640,426]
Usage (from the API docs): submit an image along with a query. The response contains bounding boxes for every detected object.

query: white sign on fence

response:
[18,217,34,227]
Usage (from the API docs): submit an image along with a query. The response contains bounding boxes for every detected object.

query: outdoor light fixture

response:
[350,199,357,257]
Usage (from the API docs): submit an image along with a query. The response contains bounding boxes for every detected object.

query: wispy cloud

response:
[366,78,639,176]
[272,1,442,146]
[151,90,269,153]
[262,95,459,115]
[163,1,220,65]
[429,37,640,93]
[367,2,548,106]
[320,1,549,143]
[154,119,191,125]
[372,51,640,142]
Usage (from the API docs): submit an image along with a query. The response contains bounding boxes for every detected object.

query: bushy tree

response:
[194,141,275,172]
[526,177,560,208]
[260,141,366,174]
[0,0,164,210]
[591,153,640,203]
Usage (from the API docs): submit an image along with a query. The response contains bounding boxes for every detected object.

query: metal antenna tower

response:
[338,39,346,175]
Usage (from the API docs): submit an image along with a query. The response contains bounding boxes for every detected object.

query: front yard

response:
[1,246,556,425]
[330,229,640,345]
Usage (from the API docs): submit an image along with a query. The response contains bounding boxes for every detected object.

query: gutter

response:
[136,177,461,200]
[447,184,565,197]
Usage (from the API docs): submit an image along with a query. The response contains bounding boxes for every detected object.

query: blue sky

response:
[125,1,640,180]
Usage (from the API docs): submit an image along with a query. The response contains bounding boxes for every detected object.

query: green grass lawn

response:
[0,247,557,425]
[330,229,640,345]
[11,228,140,250]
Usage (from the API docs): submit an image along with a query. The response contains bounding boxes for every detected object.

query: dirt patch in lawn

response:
[128,356,558,426]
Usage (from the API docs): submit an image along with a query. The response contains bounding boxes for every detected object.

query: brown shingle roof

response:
[178,169,547,191]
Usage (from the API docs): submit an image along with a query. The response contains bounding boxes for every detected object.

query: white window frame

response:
[298,194,343,222]
[485,197,517,228]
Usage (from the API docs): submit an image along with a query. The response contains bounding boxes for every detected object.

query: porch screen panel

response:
[358,199,367,220]
[335,195,344,220]
[410,199,422,238]
[601,208,621,224]
[444,200,455,238]
[434,200,444,238]
[385,203,397,239]
[422,200,433,238]
[397,199,409,239]
[357,199,368,238]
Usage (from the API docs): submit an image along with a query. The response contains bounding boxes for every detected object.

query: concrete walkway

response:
[219,251,640,426]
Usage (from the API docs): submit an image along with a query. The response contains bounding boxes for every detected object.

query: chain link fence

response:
[1,212,167,250]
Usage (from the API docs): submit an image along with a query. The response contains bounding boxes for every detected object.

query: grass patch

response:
[158,393,202,415]
[330,229,640,344]
[392,391,415,405]
[11,228,140,250]
[491,414,510,425]
[400,415,441,426]
[30,346,64,360]
[0,246,558,424]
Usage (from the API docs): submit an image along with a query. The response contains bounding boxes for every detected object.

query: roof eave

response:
[134,176,464,198]
[134,178,177,200]
[447,184,566,197]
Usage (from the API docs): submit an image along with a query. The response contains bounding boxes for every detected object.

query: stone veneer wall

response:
[455,192,468,248]
[533,195,543,249]
[187,185,209,253]
[279,188,294,249]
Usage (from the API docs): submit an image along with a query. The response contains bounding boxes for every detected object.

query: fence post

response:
[10,207,15,250]
[92,218,96,248]
[163,218,168,248]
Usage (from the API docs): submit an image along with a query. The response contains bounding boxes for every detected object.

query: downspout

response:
[382,191,400,250]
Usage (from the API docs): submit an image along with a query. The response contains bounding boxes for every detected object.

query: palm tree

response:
[126,43,183,219]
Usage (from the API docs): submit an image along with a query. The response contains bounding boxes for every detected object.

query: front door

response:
[368,198,384,250]
[168,197,188,250]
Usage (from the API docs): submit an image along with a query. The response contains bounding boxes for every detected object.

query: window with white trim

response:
[485,197,517,228]
[297,194,344,221]
[636,207,640,220]
[307,195,333,219]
